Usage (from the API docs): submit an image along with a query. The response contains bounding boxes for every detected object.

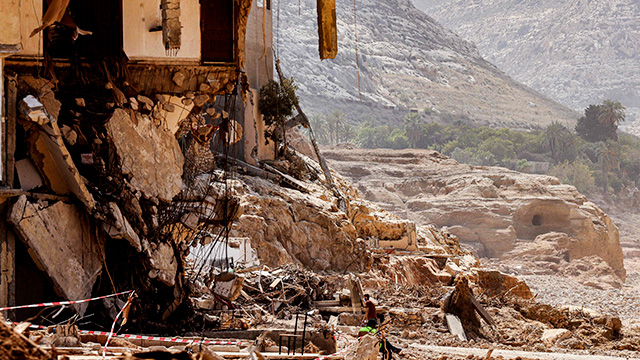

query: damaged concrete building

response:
[0,0,342,328]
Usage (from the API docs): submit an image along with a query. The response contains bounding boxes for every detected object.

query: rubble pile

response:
[0,316,51,360]
[4,73,640,358]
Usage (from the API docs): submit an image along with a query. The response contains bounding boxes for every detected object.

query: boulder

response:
[476,270,534,300]
[230,176,370,271]
[541,328,571,345]
[345,334,378,360]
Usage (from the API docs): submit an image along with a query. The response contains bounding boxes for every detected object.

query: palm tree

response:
[598,100,625,140]
[404,112,423,148]
[309,114,329,144]
[598,141,620,191]
[541,121,570,162]
[326,111,347,145]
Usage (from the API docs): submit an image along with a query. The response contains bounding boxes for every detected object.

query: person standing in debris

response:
[362,294,377,325]
[358,319,402,360]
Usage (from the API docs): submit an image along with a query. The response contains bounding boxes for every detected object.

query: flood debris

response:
[0,317,51,360]
[2,2,640,360]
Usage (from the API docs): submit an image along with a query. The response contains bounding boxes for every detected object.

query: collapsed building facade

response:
[0,0,345,330]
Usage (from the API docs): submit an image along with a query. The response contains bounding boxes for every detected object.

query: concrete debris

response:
[23,115,95,210]
[0,319,51,360]
[60,124,78,145]
[19,76,61,120]
[441,275,482,335]
[103,202,143,252]
[172,71,186,87]
[8,195,103,315]
[148,242,178,286]
[105,109,184,201]
[212,272,244,301]
[19,95,50,125]
[476,270,534,300]
[15,159,43,191]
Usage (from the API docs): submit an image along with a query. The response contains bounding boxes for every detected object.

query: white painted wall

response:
[123,0,201,61]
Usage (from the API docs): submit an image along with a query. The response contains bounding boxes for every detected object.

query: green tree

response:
[308,114,329,144]
[403,112,423,148]
[258,78,299,148]
[326,111,347,145]
[598,100,626,141]
[478,136,516,163]
[356,121,392,148]
[597,141,621,191]
[576,100,625,142]
[541,121,571,162]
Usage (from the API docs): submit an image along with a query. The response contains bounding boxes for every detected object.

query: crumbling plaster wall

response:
[244,0,273,90]
[15,0,42,56]
[123,0,200,60]
[0,0,22,51]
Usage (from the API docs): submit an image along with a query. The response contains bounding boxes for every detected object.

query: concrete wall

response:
[0,0,22,51]
[123,0,200,61]
[16,0,42,56]
[243,89,275,164]
[242,0,274,163]
[244,0,273,91]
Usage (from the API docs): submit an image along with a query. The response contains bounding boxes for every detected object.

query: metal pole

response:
[301,313,308,355]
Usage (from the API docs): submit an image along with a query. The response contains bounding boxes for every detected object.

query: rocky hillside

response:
[322,146,626,288]
[414,0,640,134]
[278,0,578,129]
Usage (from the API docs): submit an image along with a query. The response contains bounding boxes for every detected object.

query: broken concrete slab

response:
[105,109,184,202]
[19,95,50,125]
[212,272,244,301]
[15,158,43,191]
[26,120,95,210]
[103,202,142,252]
[19,76,61,121]
[8,195,104,314]
[445,314,467,341]
[148,242,178,286]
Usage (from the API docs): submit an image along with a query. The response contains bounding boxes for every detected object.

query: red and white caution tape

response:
[0,290,134,311]
[8,323,245,346]
[84,330,245,345]
[103,291,135,357]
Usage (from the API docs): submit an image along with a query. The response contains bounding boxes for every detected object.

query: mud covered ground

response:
[485,258,640,326]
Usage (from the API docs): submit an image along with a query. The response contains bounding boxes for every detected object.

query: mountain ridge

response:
[278,0,578,130]
[413,0,640,134]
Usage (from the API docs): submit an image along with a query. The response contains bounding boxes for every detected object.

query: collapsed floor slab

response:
[8,195,104,313]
